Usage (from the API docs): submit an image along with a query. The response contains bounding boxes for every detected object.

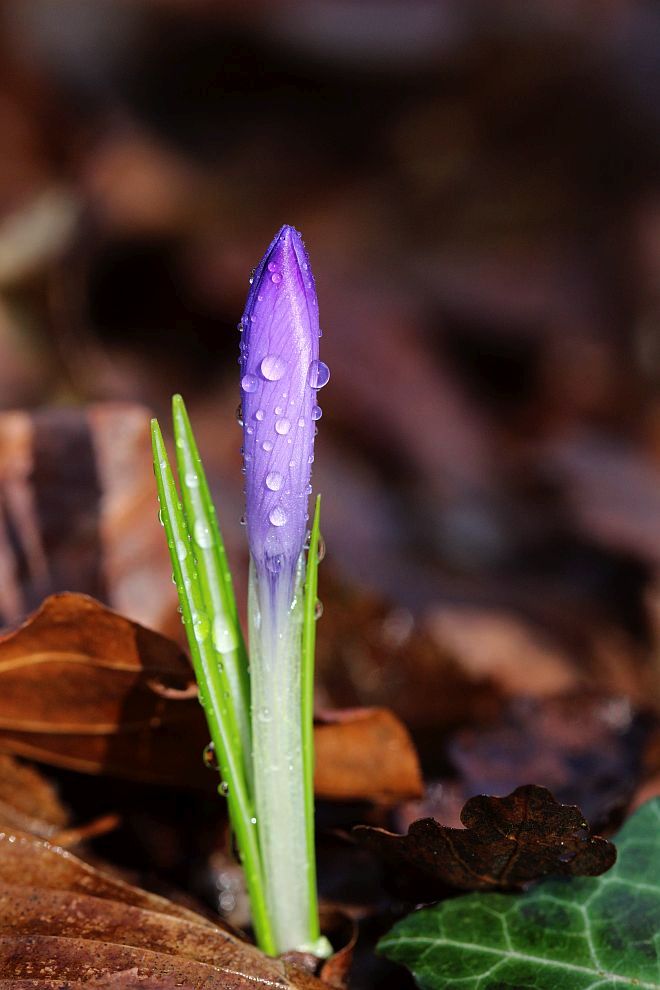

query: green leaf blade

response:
[171,394,251,768]
[380,799,660,990]
[151,417,275,956]
[301,495,322,946]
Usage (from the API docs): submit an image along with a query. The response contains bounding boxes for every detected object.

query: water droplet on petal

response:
[265,471,283,491]
[194,520,212,549]
[256,409,265,421]
[240,513,246,525]
[235,402,244,425]
[176,540,188,561]
[305,483,313,495]
[241,374,257,393]
[269,505,287,527]
[271,273,282,284]
[265,553,283,574]
[275,418,291,435]
[311,405,322,421]
[267,262,277,272]
[261,355,286,381]
[298,417,305,427]
[308,360,330,389]
[262,440,273,452]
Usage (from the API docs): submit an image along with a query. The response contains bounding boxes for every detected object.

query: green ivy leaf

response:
[379,798,660,990]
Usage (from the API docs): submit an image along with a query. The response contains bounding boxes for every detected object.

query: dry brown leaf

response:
[0,404,176,632]
[314,708,422,805]
[0,592,422,805]
[0,829,326,986]
[0,753,68,838]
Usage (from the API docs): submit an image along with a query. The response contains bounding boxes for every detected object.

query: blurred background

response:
[1,0,660,709]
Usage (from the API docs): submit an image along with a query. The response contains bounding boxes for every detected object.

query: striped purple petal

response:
[240,225,328,580]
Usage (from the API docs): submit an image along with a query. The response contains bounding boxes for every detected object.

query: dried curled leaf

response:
[0,592,208,786]
[354,784,616,896]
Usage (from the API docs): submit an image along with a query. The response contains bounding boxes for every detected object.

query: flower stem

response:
[249,558,320,954]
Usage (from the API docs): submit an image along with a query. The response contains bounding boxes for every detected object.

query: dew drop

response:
[265,553,283,575]
[235,402,244,425]
[258,706,272,723]
[193,613,210,642]
[240,513,246,526]
[250,816,258,825]
[275,405,283,415]
[298,417,305,427]
[255,408,265,421]
[213,618,238,653]
[203,742,218,770]
[275,418,291,435]
[176,540,188,561]
[257,293,263,302]
[271,273,282,284]
[265,471,283,491]
[261,355,286,381]
[185,471,198,488]
[305,483,313,495]
[262,440,273,452]
[317,534,326,562]
[158,509,164,526]
[241,374,258,393]
[219,780,230,796]
[311,405,322,421]
[308,453,315,464]
[308,360,330,389]
[267,261,277,272]
[246,425,254,435]
[315,599,324,619]
[193,520,212,549]
[269,505,287,527]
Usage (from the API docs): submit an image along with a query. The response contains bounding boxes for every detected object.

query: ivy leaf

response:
[379,797,660,990]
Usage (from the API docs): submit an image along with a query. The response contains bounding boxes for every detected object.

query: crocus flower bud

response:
[240,225,328,584]
[239,225,329,954]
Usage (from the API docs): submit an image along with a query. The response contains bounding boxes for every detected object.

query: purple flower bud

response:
[240,225,328,581]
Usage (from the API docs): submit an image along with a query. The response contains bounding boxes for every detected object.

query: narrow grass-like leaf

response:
[151,419,274,955]
[301,495,322,947]
[172,394,251,768]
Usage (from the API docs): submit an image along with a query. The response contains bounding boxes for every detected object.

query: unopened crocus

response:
[240,225,329,954]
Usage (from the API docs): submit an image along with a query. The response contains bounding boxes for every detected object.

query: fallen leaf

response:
[0,592,208,787]
[0,591,422,804]
[379,798,660,990]
[0,829,325,987]
[0,752,68,838]
[354,785,615,896]
[0,404,176,632]
[314,708,423,805]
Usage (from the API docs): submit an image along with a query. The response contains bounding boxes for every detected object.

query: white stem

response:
[248,556,312,953]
